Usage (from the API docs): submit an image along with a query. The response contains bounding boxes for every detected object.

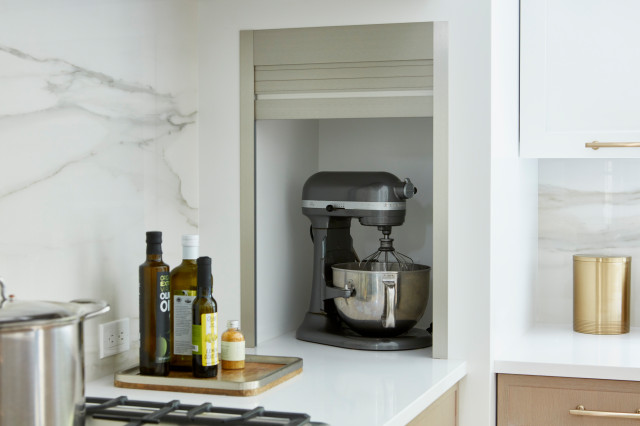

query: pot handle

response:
[382,276,397,328]
[0,277,5,308]
[70,299,110,319]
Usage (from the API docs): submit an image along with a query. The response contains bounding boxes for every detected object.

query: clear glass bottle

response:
[192,256,218,378]
[221,320,245,370]
[170,235,199,371]
[139,231,170,376]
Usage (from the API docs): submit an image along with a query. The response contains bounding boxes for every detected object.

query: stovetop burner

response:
[85,396,326,426]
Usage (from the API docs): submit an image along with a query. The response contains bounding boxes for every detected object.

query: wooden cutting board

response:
[114,355,302,396]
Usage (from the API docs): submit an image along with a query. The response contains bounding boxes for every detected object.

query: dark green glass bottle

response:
[192,256,218,378]
[139,231,171,376]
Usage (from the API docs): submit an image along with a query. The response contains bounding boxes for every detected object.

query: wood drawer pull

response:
[586,141,640,150]
[570,405,640,419]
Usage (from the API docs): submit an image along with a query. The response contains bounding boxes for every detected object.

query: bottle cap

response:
[182,234,199,247]
[228,320,240,329]
[197,256,212,289]
[197,256,211,266]
[146,231,162,244]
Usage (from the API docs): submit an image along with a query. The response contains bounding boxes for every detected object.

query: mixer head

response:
[360,225,414,270]
[301,171,417,229]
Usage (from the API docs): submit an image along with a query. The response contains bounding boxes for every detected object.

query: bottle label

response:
[173,292,196,356]
[156,272,171,363]
[192,313,218,366]
[221,340,245,362]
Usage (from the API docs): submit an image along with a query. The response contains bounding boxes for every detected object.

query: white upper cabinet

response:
[520,0,640,158]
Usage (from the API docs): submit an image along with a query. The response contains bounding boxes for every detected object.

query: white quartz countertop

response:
[495,323,640,381]
[87,332,466,426]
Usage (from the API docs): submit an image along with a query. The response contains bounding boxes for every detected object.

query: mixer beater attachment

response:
[360,226,414,270]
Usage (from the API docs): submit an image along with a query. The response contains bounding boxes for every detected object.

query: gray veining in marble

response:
[0,0,199,381]
[1,45,196,211]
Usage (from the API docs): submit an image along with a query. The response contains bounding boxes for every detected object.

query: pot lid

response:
[0,279,109,327]
[0,300,75,325]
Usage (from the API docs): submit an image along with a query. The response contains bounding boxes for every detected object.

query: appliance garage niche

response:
[240,22,449,352]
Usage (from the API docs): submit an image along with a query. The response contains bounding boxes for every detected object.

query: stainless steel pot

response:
[0,278,109,426]
[331,262,430,337]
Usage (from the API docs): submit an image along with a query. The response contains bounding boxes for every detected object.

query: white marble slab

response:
[538,159,640,326]
[0,0,198,380]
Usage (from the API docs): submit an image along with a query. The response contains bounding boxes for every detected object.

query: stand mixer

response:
[296,171,432,350]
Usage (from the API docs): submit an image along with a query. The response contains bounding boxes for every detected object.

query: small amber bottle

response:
[221,320,245,370]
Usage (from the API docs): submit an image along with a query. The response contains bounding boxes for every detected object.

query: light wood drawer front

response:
[498,374,640,426]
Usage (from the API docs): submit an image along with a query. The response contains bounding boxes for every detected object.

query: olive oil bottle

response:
[170,235,199,371]
[192,256,218,378]
[139,231,171,376]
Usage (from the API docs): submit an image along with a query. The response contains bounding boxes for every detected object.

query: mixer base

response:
[296,313,432,351]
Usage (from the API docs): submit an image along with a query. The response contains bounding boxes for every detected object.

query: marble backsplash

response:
[538,159,640,326]
[0,0,198,380]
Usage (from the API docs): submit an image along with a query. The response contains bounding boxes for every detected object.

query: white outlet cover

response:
[99,318,130,358]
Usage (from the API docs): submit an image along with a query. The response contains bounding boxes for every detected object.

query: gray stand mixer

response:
[296,171,432,350]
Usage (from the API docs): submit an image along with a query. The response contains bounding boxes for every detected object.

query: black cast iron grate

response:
[85,396,322,426]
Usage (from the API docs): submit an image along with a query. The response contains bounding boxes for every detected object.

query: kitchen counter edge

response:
[494,323,640,381]
[87,332,467,426]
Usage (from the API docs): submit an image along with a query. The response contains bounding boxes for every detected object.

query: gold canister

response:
[573,254,631,335]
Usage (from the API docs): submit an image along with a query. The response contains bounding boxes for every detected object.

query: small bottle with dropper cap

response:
[221,320,245,370]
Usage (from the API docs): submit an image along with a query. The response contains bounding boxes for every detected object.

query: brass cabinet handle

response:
[586,141,640,150]
[570,405,640,419]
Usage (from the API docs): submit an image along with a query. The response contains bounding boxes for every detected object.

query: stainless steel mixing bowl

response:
[331,262,430,337]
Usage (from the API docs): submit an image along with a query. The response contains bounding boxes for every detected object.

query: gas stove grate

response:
[85,396,319,426]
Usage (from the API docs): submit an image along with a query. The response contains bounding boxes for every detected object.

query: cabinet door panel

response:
[498,374,640,425]
[409,383,458,426]
[520,0,640,158]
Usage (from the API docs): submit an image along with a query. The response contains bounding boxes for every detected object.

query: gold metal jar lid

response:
[573,254,631,263]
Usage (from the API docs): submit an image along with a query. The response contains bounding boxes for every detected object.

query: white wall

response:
[490,0,538,349]
[318,118,433,329]
[255,119,318,344]
[0,0,199,380]
[197,1,492,424]
[490,0,539,423]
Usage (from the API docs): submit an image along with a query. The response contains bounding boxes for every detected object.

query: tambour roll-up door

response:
[252,23,434,119]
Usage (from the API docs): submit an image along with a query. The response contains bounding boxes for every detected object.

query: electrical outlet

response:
[99,318,130,358]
